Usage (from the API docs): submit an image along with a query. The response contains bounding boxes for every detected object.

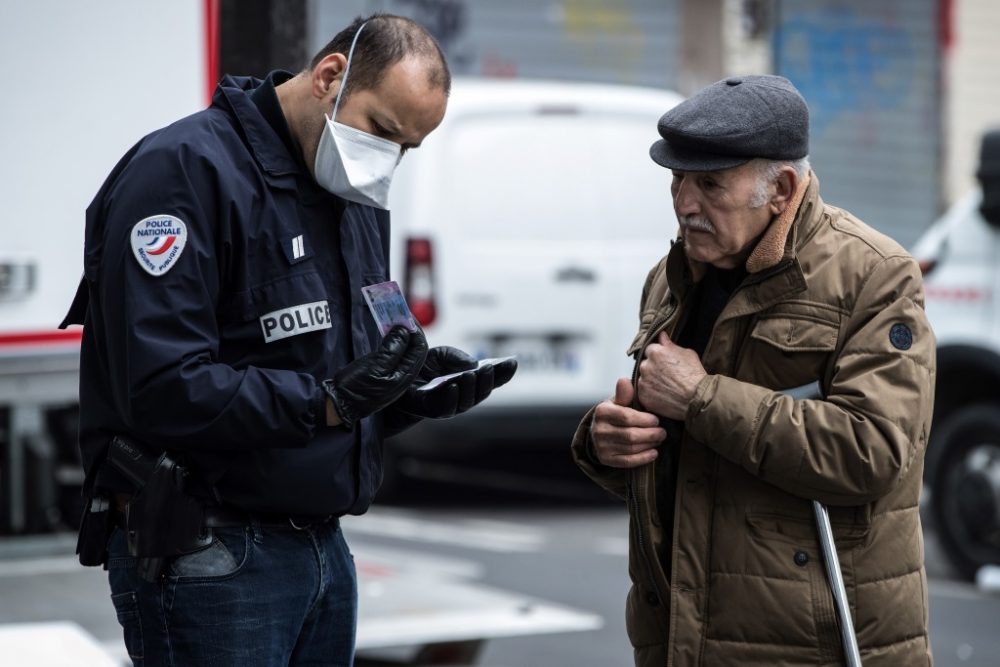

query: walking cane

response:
[786,382,863,666]
[813,500,863,667]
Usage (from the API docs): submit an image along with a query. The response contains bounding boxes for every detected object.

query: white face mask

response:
[313,22,401,209]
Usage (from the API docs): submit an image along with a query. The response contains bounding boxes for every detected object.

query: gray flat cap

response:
[650,75,809,172]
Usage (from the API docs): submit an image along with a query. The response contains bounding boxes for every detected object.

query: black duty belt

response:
[114,495,338,532]
[204,505,339,531]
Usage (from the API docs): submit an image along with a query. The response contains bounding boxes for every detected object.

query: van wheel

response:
[930,403,1000,581]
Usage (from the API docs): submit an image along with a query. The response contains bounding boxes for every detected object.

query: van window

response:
[598,120,677,241]
[442,113,674,242]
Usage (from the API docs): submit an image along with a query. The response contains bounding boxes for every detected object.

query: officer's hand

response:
[591,378,666,469]
[396,347,518,419]
[324,326,428,431]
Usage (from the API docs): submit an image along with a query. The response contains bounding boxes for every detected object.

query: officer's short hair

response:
[309,13,451,100]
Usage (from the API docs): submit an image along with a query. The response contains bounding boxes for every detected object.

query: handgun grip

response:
[107,436,160,490]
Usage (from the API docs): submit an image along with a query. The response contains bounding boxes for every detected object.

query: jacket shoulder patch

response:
[889,323,913,350]
[130,215,188,276]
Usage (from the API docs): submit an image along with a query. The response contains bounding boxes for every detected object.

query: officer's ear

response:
[311,53,348,102]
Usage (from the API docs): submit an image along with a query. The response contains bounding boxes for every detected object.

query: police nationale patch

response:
[889,323,913,350]
[130,215,187,276]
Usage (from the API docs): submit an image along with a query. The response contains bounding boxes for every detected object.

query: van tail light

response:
[405,237,437,327]
[917,258,937,276]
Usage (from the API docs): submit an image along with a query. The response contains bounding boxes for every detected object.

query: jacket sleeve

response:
[91,143,326,449]
[571,406,628,500]
[685,255,935,506]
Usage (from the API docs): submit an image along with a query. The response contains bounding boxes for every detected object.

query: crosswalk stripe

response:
[343,510,546,554]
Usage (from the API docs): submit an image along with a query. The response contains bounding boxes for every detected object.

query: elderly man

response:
[573,75,934,666]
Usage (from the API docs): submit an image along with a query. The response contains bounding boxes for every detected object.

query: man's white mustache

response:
[680,215,715,233]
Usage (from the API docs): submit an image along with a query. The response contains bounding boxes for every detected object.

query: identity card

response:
[361,281,420,336]
[416,356,517,393]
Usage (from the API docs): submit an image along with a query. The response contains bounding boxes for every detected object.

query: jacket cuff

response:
[310,385,329,435]
[571,406,628,499]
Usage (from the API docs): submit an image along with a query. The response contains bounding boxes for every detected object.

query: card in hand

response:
[416,356,516,393]
[361,280,419,336]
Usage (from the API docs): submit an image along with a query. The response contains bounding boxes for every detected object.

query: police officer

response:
[60,13,516,667]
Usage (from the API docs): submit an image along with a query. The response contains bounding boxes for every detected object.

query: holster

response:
[105,436,214,581]
[76,496,114,567]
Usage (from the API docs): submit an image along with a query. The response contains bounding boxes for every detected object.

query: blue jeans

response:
[107,519,357,666]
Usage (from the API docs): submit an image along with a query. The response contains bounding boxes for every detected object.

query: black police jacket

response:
[62,75,390,517]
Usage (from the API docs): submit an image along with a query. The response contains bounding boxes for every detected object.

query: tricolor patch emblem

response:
[130,215,188,276]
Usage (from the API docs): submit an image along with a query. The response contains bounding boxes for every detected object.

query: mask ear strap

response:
[331,21,368,122]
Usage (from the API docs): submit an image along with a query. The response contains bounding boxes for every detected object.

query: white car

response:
[910,129,1000,581]
[383,78,682,491]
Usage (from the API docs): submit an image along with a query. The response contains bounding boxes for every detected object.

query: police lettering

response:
[259,300,332,343]
[136,227,182,237]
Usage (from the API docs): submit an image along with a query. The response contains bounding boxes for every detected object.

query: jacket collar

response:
[746,171,815,273]
[213,74,301,179]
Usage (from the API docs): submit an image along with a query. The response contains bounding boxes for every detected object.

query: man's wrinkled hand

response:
[590,378,667,469]
[637,332,706,421]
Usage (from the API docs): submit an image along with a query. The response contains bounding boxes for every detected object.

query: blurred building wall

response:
[308,0,684,90]
[772,0,941,249]
[944,0,1000,204]
[303,0,995,248]
[220,0,308,77]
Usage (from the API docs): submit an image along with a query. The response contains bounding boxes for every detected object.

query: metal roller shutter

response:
[774,0,941,247]
[310,0,682,89]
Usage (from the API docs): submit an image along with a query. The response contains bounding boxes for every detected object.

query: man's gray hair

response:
[749,157,811,208]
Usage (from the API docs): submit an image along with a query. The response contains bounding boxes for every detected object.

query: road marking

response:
[0,556,81,577]
[594,536,629,557]
[343,510,546,553]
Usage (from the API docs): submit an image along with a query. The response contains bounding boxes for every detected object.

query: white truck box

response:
[910,129,1000,581]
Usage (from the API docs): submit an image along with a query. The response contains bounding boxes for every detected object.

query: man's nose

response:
[672,177,699,217]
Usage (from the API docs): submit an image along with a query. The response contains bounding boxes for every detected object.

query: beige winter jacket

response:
[573,174,935,666]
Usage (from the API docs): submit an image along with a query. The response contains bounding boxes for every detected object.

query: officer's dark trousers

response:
[107,519,356,666]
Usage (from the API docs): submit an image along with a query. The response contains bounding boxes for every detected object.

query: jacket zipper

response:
[627,299,682,632]
[626,260,792,658]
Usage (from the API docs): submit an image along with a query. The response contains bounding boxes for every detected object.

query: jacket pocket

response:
[741,315,839,389]
[750,315,838,352]
[746,508,869,547]
[625,583,669,649]
[744,507,863,658]
[718,508,856,652]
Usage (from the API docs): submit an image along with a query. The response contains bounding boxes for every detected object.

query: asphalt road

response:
[0,477,998,666]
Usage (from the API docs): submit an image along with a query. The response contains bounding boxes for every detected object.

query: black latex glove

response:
[382,347,518,436]
[322,326,428,431]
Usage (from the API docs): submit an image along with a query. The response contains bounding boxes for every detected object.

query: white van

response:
[383,78,683,490]
[910,129,1000,581]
